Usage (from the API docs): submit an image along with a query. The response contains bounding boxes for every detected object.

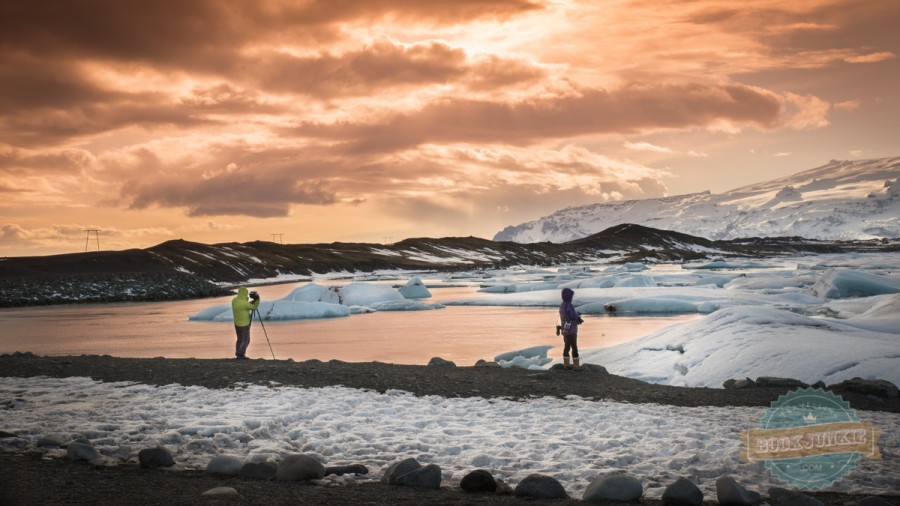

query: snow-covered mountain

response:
[494,156,900,243]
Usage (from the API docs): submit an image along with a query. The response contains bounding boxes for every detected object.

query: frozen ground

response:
[1,376,897,498]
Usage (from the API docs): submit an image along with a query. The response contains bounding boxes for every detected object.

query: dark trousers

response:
[563,333,578,358]
[234,325,251,358]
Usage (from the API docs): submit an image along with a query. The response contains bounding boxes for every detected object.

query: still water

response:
[0,282,698,366]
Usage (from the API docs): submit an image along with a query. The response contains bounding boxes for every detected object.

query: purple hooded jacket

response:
[559,288,579,336]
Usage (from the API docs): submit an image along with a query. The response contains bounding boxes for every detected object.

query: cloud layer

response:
[1,0,896,254]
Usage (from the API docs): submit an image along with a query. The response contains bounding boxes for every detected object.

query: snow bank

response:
[1,377,895,499]
[581,306,900,388]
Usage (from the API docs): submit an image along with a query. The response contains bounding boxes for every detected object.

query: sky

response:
[1,0,898,256]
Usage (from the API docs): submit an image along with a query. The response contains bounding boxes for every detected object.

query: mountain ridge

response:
[494,156,900,243]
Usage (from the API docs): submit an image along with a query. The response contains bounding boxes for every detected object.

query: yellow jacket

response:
[231,287,260,327]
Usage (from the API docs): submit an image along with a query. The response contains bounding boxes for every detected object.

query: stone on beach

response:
[583,474,643,502]
[240,461,278,480]
[716,476,761,506]
[201,486,239,497]
[662,477,704,506]
[138,447,175,469]
[460,469,497,493]
[514,474,567,499]
[394,464,442,489]
[767,486,823,506]
[206,455,244,475]
[67,441,99,461]
[324,464,369,477]
[276,454,325,481]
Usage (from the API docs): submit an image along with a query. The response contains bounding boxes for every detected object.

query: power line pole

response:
[84,229,100,252]
[271,233,283,244]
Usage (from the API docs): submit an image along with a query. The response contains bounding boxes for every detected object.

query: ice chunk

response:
[398,277,432,299]
[494,345,554,369]
[282,283,340,303]
[808,269,900,299]
[339,282,405,306]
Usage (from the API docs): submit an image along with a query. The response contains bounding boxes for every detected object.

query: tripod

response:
[252,309,276,360]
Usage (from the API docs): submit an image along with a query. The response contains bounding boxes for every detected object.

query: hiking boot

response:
[563,357,572,370]
[572,358,582,371]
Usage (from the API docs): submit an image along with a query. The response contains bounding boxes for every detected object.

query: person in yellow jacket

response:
[231,287,260,359]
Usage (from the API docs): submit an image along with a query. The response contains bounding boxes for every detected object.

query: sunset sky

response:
[1,0,898,256]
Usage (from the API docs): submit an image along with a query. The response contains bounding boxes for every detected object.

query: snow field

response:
[1,376,897,498]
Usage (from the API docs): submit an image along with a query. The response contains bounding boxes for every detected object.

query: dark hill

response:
[1,224,895,307]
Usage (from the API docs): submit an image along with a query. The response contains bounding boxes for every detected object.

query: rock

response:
[734,378,757,389]
[325,464,369,476]
[756,377,808,388]
[831,378,899,398]
[381,458,422,484]
[0,430,18,438]
[812,380,826,389]
[460,469,497,493]
[138,447,175,469]
[240,461,278,480]
[767,487,823,506]
[716,476,761,506]
[201,487,239,497]
[581,363,608,374]
[36,435,65,448]
[66,442,99,461]
[583,474,643,502]
[857,496,894,506]
[723,379,737,389]
[514,474,568,499]
[427,357,456,368]
[662,477,703,506]
[495,479,514,495]
[474,360,501,368]
[276,454,326,481]
[207,455,244,475]
[394,463,442,489]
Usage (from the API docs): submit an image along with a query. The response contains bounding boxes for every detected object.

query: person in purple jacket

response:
[559,287,584,370]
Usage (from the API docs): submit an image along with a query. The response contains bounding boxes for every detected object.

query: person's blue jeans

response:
[234,325,251,358]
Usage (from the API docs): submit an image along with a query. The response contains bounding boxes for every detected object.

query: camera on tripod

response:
[249,291,260,301]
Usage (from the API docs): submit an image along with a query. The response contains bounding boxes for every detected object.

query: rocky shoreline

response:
[1,353,898,505]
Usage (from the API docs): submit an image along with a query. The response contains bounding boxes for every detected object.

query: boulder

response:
[276,454,325,481]
[716,476,761,506]
[734,378,757,389]
[581,363,609,374]
[138,447,175,469]
[66,442,99,461]
[240,461,278,480]
[767,487,823,506]
[662,477,703,506]
[756,377,808,388]
[207,455,244,475]
[495,479,514,495]
[514,474,568,499]
[474,360,501,368]
[460,469,497,493]
[394,464,442,489]
[723,378,737,389]
[381,458,422,484]
[831,378,899,398]
[583,474,643,502]
[427,357,456,368]
[324,464,369,477]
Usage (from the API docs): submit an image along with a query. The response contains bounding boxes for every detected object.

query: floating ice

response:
[398,277,432,299]
[808,269,900,299]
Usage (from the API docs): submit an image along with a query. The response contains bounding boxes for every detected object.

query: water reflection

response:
[0,282,699,366]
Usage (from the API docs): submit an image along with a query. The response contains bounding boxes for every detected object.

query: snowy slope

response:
[494,157,900,242]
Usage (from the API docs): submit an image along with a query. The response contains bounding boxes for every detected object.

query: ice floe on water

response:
[1,376,897,498]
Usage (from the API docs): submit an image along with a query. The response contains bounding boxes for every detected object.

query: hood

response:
[561,287,574,303]
[237,287,249,298]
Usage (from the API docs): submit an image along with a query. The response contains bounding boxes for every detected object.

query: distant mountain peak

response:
[494,156,900,243]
